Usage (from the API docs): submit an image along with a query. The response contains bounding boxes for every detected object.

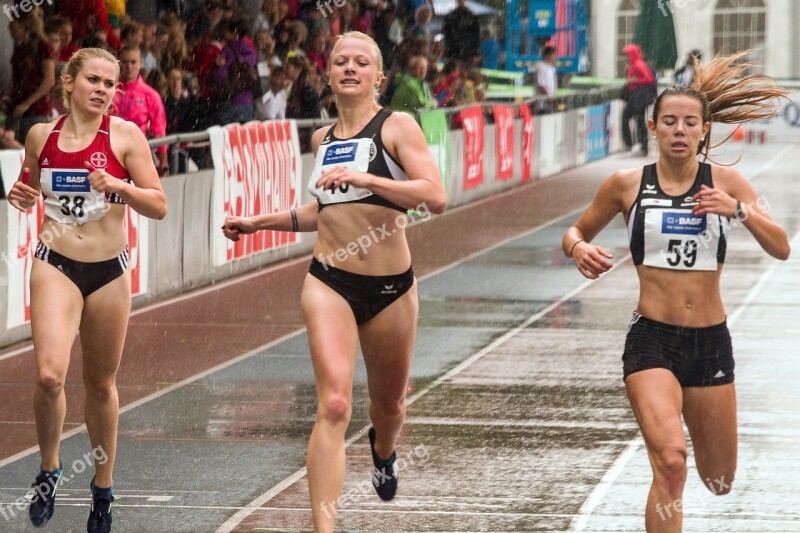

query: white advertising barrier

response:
[744,91,800,141]
[209,120,303,267]
[1,150,148,329]
[539,113,564,178]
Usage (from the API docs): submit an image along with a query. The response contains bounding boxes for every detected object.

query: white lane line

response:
[215,254,632,533]
[569,437,644,532]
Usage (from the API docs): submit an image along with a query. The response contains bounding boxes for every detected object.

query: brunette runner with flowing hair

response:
[562,52,789,532]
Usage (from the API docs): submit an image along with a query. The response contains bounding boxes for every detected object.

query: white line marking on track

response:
[569,437,643,532]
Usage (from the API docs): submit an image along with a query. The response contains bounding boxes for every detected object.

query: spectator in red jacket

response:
[621,43,656,156]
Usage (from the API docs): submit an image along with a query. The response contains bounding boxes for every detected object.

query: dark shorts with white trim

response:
[622,311,735,387]
[309,258,414,325]
[34,242,129,298]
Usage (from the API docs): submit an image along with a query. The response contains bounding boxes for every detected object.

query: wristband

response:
[569,239,584,257]
[290,208,298,232]
[735,201,744,220]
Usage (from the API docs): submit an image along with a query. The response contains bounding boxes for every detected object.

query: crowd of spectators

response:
[1,0,490,170]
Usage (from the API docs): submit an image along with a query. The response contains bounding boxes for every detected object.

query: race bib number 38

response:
[40,168,106,225]
[643,209,720,271]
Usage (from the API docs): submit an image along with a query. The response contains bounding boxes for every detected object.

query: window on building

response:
[616,0,640,77]
[713,0,766,72]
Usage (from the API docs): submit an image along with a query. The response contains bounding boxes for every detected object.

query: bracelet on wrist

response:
[569,239,584,257]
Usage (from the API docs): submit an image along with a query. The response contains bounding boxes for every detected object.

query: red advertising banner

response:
[210,120,302,266]
[519,104,534,183]
[460,106,485,190]
[493,105,515,180]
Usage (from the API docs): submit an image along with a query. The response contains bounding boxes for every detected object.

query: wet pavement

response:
[0,143,798,532]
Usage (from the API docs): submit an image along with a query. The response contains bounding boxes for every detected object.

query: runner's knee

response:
[83,377,117,403]
[651,447,688,493]
[36,370,65,396]
[318,394,351,425]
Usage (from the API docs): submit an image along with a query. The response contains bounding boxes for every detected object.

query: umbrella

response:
[633,0,678,70]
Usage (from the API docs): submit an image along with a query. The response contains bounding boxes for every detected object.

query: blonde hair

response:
[653,50,788,159]
[61,47,120,113]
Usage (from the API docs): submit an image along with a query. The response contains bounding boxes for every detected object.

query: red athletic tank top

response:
[39,114,130,206]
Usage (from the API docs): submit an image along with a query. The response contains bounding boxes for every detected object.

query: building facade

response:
[590,0,798,80]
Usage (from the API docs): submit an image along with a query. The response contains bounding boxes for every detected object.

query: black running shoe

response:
[368,427,398,501]
[29,464,62,527]
[87,478,114,533]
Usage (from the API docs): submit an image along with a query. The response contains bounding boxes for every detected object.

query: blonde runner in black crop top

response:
[308,108,410,212]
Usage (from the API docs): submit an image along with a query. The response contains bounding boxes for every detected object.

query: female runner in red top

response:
[7,47,167,533]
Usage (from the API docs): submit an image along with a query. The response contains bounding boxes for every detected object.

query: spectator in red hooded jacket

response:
[621,43,656,156]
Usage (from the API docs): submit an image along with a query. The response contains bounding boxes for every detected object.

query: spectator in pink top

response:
[113,46,170,175]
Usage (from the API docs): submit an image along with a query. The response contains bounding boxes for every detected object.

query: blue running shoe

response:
[368,427,398,501]
[29,464,62,527]
[87,477,114,533]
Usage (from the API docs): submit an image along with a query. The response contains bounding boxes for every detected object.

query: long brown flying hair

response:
[652,51,789,160]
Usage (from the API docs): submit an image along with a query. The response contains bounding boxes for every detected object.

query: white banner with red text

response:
[209,120,303,267]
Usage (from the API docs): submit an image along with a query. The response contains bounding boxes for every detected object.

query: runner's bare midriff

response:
[636,265,726,327]
[41,204,128,262]
[314,202,412,275]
